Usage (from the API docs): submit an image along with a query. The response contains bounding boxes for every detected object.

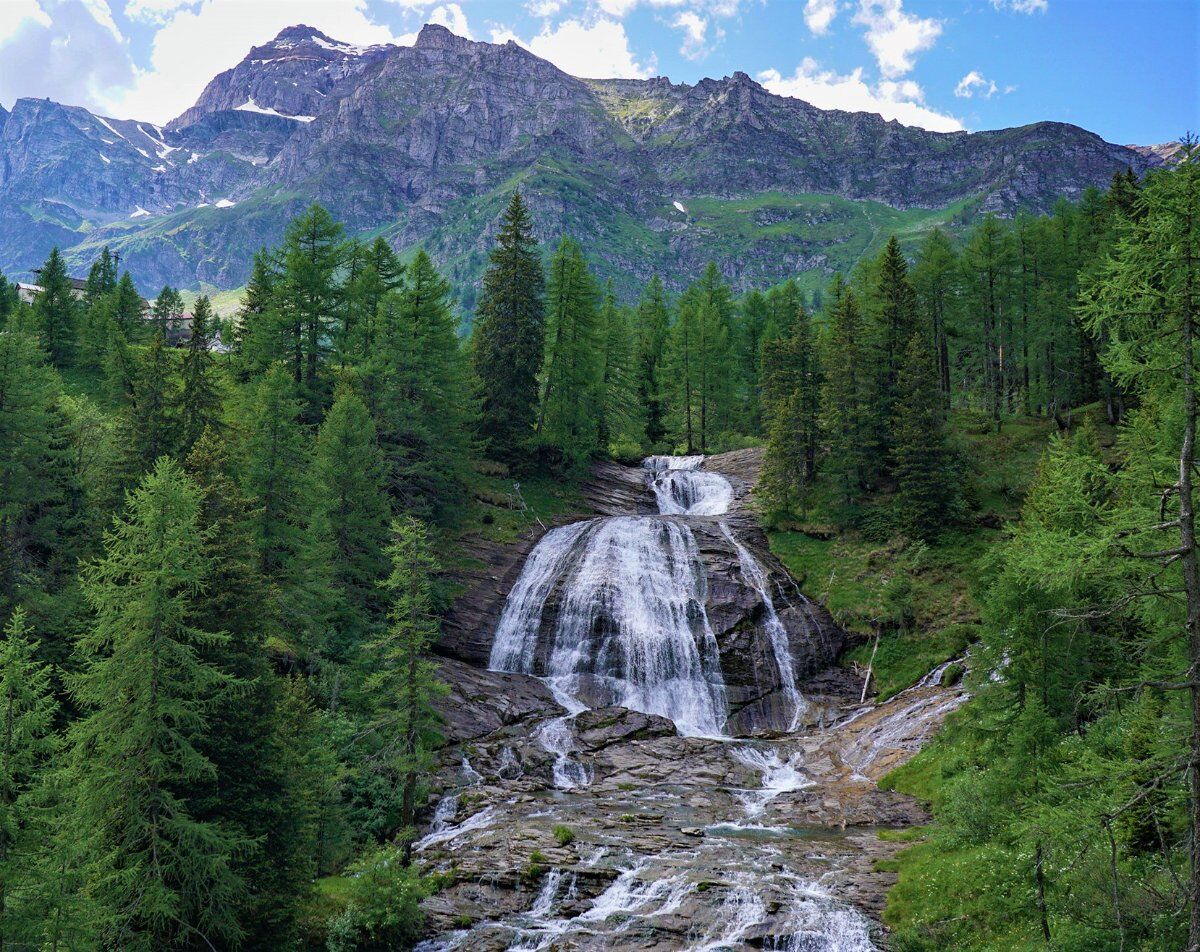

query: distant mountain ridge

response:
[0,23,1162,300]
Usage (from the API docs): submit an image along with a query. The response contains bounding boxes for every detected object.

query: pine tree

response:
[694,263,737,442]
[635,276,671,447]
[821,289,875,501]
[66,458,245,950]
[364,517,445,861]
[178,295,222,455]
[234,247,282,375]
[237,364,311,582]
[597,282,641,448]
[127,331,178,473]
[912,228,958,402]
[0,608,58,945]
[538,236,603,466]
[891,334,958,539]
[111,272,144,339]
[31,248,77,367]
[279,204,344,417]
[340,236,404,365]
[183,430,314,945]
[760,306,821,513]
[0,331,66,612]
[472,191,545,467]
[83,248,117,306]
[150,285,183,339]
[961,216,1013,430]
[103,318,137,407]
[310,385,391,660]
[369,249,474,521]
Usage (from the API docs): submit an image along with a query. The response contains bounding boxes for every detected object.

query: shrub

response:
[552,825,575,846]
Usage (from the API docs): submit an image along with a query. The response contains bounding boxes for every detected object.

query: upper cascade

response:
[644,455,734,516]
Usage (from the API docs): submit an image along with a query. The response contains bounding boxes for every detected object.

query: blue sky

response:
[0,0,1194,142]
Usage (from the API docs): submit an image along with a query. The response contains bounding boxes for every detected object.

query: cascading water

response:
[721,524,809,730]
[489,457,738,736]
[644,455,735,516]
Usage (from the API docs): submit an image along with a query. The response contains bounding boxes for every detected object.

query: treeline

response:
[882,150,1197,950]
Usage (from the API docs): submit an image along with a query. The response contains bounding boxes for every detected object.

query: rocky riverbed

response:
[418,452,966,950]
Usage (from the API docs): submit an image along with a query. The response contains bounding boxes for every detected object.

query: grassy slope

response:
[764,405,1117,948]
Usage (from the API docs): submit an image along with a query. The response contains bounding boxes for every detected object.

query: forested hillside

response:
[0,135,1193,949]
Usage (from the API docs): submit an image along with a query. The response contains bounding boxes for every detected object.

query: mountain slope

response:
[0,23,1158,299]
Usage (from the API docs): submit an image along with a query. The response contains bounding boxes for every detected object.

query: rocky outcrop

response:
[0,24,1160,294]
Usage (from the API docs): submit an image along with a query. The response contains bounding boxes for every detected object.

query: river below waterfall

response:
[417,452,967,950]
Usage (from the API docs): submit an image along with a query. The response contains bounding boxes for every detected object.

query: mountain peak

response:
[271,24,337,46]
[414,23,472,51]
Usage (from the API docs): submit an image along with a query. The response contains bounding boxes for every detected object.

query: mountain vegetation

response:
[0,98,1192,951]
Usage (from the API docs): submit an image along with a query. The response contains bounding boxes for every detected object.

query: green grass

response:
[768,409,1070,699]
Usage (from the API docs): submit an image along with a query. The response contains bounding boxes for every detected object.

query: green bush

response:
[552,825,575,846]
[325,846,433,951]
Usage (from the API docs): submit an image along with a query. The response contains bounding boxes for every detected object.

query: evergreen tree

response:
[597,282,641,447]
[961,216,1013,429]
[178,295,222,455]
[0,608,58,946]
[237,364,311,583]
[234,247,282,375]
[472,191,545,466]
[278,204,344,417]
[310,385,391,660]
[821,290,876,500]
[538,236,603,466]
[31,248,77,366]
[340,236,404,365]
[150,285,183,339]
[103,318,137,407]
[83,248,117,306]
[635,276,671,447]
[66,458,245,950]
[111,272,145,339]
[369,248,474,521]
[364,517,444,861]
[912,228,958,402]
[127,331,178,473]
[183,431,315,945]
[890,334,958,539]
[760,306,820,513]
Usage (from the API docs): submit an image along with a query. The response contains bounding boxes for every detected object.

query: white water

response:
[413,805,497,852]
[536,716,591,789]
[686,875,768,951]
[730,746,814,819]
[721,524,809,730]
[765,880,877,951]
[645,455,735,516]
[578,862,694,924]
[490,507,730,736]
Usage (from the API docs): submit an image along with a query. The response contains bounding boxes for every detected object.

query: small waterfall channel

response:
[488,455,807,743]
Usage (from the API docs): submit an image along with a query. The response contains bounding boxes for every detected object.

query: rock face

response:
[440,451,846,736]
[0,23,1159,297]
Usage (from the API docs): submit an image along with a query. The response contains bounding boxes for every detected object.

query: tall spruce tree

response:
[760,306,821,513]
[821,289,876,500]
[309,385,391,660]
[369,248,474,521]
[31,248,77,367]
[364,517,444,861]
[635,276,671,447]
[472,191,545,466]
[178,295,222,455]
[150,285,183,339]
[597,282,641,448]
[66,458,245,950]
[912,228,958,402]
[0,608,58,946]
[126,331,178,474]
[538,237,603,466]
[891,334,958,539]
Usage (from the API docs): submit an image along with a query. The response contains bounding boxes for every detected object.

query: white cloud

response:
[493,17,654,79]
[525,0,565,15]
[758,58,963,132]
[954,69,998,99]
[804,0,839,35]
[991,0,1047,13]
[98,0,403,123]
[80,0,122,40]
[852,0,941,78]
[427,3,472,38]
[0,0,51,38]
[124,0,191,25]
[672,11,708,60]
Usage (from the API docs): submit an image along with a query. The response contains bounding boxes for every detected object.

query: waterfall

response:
[720,524,809,730]
[489,454,805,738]
[644,455,734,516]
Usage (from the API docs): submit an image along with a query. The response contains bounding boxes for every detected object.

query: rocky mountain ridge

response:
[0,22,1162,300]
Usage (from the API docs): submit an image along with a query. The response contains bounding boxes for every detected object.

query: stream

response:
[415,455,966,950]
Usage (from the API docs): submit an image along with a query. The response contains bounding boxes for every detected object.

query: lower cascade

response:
[420,453,967,950]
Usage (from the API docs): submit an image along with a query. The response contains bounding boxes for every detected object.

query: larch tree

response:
[635,276,671,447]
[31,248,77,367]
[471,191,545,467]
[178,295,222,456]
[65,458,245,951]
